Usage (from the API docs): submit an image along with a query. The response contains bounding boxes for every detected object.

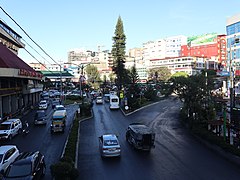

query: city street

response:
[78,97,240,180]
[0,103,79,180]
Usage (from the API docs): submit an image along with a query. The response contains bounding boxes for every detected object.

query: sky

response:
[1,0,240,65]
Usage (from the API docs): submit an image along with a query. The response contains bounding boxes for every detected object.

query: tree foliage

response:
[148,67,171,82]
[171,71,188,78]
[85,65,101,83]
[111,16,126,89]
[171,73,216,128]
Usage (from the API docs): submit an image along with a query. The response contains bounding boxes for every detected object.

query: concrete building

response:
[226,13,240,76]
[149,56,215,76]
[181,33,227,71]
[0,19,43,120]
[0,19,25,55]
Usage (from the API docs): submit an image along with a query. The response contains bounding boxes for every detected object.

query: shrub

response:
[50,157,79,180]
[79,103,92,116]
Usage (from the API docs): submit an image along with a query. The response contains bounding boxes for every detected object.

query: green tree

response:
[171,73,215,128]
[171,71,188,78]
[111,16,127,90]
[148,67,171,82]
[109,73,115,84]
[85,65,101,83]
[129,65,139,84]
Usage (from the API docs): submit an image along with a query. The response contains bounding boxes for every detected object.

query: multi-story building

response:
[0,19,25,55]
[29,63,46,71]
[165,35,187,57]
[142,35,187,67]
[226,14,240,76]
[149,56,215,76]
[0,21,43,120]
[181,33,227,71]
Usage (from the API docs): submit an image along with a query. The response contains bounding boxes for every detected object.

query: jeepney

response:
[51,110,66,133]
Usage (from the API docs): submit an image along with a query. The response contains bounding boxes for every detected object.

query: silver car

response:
[98,134,121,158]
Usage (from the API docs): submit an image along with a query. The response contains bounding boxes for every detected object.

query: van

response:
[126,123,155,151]
[50,110,66,133]
[109,95,119,110]
[0,119,22,140]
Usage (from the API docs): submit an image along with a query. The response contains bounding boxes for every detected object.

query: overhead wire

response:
[0,6,61,66]
[0,6,63,78]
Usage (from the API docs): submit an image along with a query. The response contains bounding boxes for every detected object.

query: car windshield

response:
[6,164,32,178]
[0,124,11,130]
[35,112,45,118]
[40,101,46,105]
[104,140,118,146]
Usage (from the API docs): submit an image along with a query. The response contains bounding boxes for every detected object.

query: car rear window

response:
[104,140,118,146]
[111,98,118,102]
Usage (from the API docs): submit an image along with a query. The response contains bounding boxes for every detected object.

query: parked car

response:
[126,123,155,151]
[0,145,20,174]
[96,96,103,104]
[98,134,121,158]
[0,119,22,141]
[38,100,48,110]
[3,151,46,180]
[34,110,47,125]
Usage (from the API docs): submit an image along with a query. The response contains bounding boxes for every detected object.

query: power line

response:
[0,6,60,66]
[0,6,64,79]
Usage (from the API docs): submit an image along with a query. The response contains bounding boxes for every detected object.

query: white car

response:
[98,134,121,158]
[0,145,20,174]
[55,105,66,111]
[38,100,48,110]
[0,119,22,141]
[96,96,103,104]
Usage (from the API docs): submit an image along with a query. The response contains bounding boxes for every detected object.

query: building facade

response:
[149,56,215,76]
[181,34,227,71]
[226,14,240,76]
[0,20,42,120]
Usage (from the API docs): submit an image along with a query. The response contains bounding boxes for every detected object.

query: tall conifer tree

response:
[111,16,126,90]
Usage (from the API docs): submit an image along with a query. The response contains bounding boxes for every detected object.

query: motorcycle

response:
[22,121,29,135]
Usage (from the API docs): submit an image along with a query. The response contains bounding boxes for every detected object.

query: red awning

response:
[0,43,34,71]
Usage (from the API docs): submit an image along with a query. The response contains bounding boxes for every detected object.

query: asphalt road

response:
[78,97,240,180]
[0,103,79,179]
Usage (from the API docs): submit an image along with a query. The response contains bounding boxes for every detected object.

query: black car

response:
[34,110,47,125]
[3,151,46,179]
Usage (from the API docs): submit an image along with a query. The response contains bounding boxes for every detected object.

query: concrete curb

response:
[121,101,162,116]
